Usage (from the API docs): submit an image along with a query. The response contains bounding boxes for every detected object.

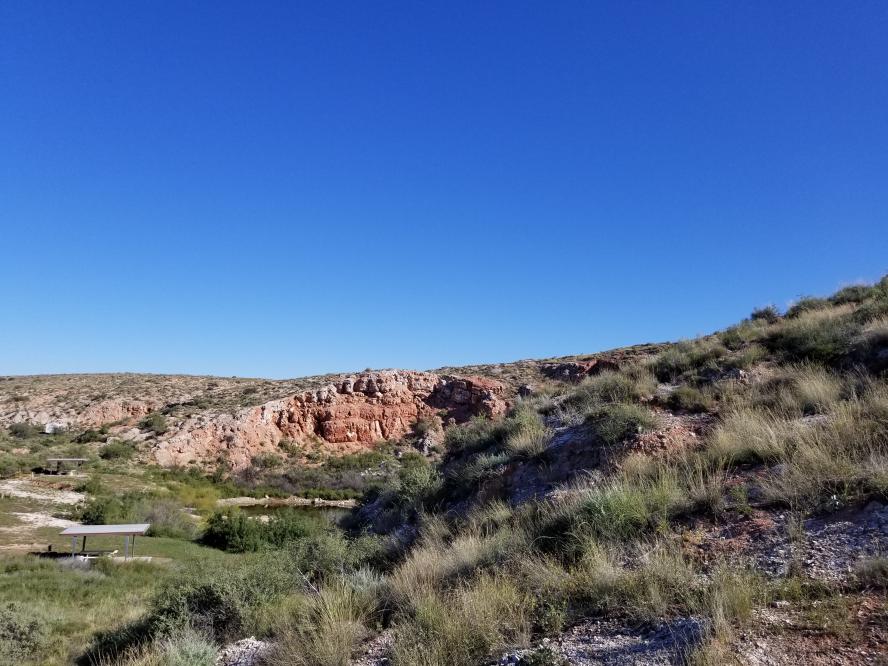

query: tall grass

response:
[390,575,531,666]
[270,577,379,666]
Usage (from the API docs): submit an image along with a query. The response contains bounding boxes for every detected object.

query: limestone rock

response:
[153,370,508,469]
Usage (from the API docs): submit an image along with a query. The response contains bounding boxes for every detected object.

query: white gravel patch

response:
[0,479,85,505]
[10,511,78,528]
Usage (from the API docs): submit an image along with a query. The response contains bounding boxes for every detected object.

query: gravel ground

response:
[0,478,85,505]
[497,617,707,666]
[217,637,272,666]
[690,501,888,583]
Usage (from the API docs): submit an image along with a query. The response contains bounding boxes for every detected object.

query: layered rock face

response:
[153,371,507,469]
[540,359,619,382]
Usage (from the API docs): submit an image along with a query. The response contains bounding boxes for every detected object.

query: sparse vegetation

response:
[2,275,888,665]
[140,413,169,436]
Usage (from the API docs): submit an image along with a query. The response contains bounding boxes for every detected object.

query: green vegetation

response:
[2,275,887,665]
[139,413,169,436]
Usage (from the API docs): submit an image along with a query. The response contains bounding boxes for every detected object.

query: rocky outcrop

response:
[153,371,507,469]
[81,399,157,426]
[541,359,619,382]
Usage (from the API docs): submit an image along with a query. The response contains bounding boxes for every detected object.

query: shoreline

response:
[216,496,357,509]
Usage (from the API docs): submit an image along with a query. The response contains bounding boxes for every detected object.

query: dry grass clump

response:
[558,367,656,423]
[505,409,551,458]
[776,364,846,415]
[853,557,888,590]
[93,629,219,666]
[270,577,379,666]
[390,574,531,666]
[760,385,888,507]
[649,339,728,382]
[706,409,792,465]
[387,528,523,606]
[764,304,857,365]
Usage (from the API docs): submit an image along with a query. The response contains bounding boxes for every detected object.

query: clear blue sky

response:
[1,2,886,378]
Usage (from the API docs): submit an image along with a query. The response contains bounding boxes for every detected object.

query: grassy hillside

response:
[1,276,887,665]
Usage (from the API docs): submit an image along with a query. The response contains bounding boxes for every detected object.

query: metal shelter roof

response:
[60,524,150,536]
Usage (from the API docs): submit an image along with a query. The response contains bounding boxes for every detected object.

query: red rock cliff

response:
[152,370,507,469]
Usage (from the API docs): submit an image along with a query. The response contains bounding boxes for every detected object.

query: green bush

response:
[829,284,874,305]
[764,309,856,365]
[587,403,658,447]
[99,440,137,460]
[155,630,218,666]
[74,493,198,539]
[396,457,443,506]
[0,602,49,662]
[666,386,712,413]
[140,413,169,435]
[650,340,727,382]
[785,296,830,318]
[75,428,108,444]
[252,452,283,469]
[8,422,39,439]
[750,305,780,323]
[201,508,330,553]
[444,415,512,456]
[854,557,888,590]
[146,554,297,644]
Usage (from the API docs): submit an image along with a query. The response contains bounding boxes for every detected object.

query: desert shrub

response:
[202,508,324,553]
[396,456,443,506]
[587,403,658,447]
[453,452,511,490]
[390,574,531,666]
[765,307,856,365]
[563,369,653,414]
[573,467,689,541]
[140,413,169,436]
[777,365,845,415]
[148,629,218,666]
[830,284,873,306]
[75,495,138,525]
[785,296,830,318]
[100,440,137,460]
[853,277,888,323]
[387,530,521,605]
[761,387,888,508]
[144,554,296,644]
[142,499,199,540]
[504,409,550,458]
[76,428,108,444]
[702,565,766,640]
[412,417,441,437]
[750,305,780,323]
[618,542,697,622]
[73,493,197,539]
[444,415,511,457]
[667,386,712,413]
[269,577,379,666]
[706,409,790,466]
[649,340,727,382]
[854,557,888,590]
[0,602,49,662]
[851,317,888,373]
[252,452,283,469]
[719,320,770,350]
[8,422,39,439]
[723,343,768,370]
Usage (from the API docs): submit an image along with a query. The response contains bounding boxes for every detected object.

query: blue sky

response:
[1,2,886,378]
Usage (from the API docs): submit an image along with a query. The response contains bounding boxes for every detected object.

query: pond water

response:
[239,504,349,523]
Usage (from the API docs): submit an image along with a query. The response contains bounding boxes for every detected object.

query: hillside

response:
[0,276,886,665]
